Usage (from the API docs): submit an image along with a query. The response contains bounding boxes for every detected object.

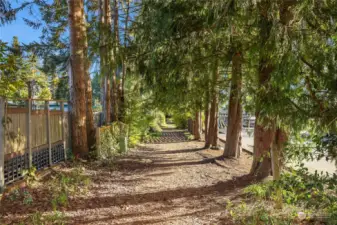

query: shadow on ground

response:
[0,129,254,225]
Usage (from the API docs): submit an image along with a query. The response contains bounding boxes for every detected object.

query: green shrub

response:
[149,118,162,132]
[172,112,189,129]
[238,168,337,224]
[243,182,273,200]
[7,187,33,205]
[156,111,166,126]
[97,122,128,159]
[50,166,91,211]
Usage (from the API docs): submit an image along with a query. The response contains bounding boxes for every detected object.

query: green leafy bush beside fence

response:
[97,122,128,159]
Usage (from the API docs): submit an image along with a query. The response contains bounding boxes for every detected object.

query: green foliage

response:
[238,168,337,224]
[121,74,168,146]
[156,111,166,126]
[7,188,33,205]
[22,211,66,225]
[97,122,129,159]
[54,76,69,100]
[226,200,298,225]
[172,112,190,129]
[22,166,37,186]
[0,37,52,99]
[243,182,273,200]
[50,166,91,211]
[183,132,194,141]
[91,73,101,105]
[149,113,163,133]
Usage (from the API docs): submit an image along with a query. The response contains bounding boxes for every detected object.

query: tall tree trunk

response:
[103,0,113,123]
[250,63,275,178]
[250,1,274,177]
[208,58,219,149]
[111,0,119,122]
[68,0,88,157]
[99,0,106,124]
[120,0,130,122]
[99,0,111,124]
[211,102,219,148]
[204,105,210,146]
[224,52,243,158]
[204,82,211,148]
[251,0,295,178]
[194,111,201,140]
[271,127,287,208]
[82,7,96,151]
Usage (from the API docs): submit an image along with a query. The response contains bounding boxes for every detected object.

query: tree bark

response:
[250,1,275,177]
[208,58,219,149]
[204,85,211,148]
[223,52,242,158]
[99,0,111,124]
[68,0,88,157]
[194,111,201,140]
[250,64,275,178]
[99,0,106,124]
[250,0,295,178]
[111,0,119,122]
[204,106,210,144]
[82,6,96,151]
[271,128,287,208]
[120,0,130,122]
[211,102,219,148]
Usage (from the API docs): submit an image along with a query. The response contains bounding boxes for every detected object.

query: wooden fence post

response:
[46,101,52,165]
[27,99,32,168]
[61,102,67,160]
[0,98,6,192]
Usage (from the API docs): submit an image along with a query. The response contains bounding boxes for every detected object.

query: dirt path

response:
[1,129,253,225]
[65,129,252,225]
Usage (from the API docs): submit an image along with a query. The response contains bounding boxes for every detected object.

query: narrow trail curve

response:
[68,129,252,225]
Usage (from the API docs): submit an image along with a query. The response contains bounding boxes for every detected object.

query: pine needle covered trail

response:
[60,131,251,224]
[0,129,254,225]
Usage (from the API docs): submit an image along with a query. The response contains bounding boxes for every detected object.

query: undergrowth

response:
[97,122,128,159]
[49,166,91,211]
[5,163,91,225]
[18,211,66,225]
[226,168,337,225]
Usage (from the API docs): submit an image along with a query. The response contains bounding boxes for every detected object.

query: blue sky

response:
[0,2,42,45]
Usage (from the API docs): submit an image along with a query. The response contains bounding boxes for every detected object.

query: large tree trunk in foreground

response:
[82,8,96,151]
[250,1,274,178]
[208,59,219,149]
[250,63,275,178]
[224,52,243,158]
[271,128,287,208]
[251,0,295,178]
[68,0,88,157]
[194,111,201,140]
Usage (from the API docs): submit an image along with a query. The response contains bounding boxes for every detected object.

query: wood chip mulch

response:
[1,129,254,225]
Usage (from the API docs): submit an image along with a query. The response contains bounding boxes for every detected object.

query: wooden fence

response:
[0,98,70,191]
